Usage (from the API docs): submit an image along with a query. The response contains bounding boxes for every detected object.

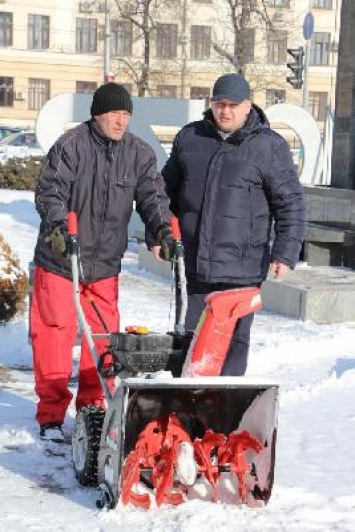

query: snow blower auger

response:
[68,212,279,511]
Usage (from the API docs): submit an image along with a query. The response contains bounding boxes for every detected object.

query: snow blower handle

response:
[170,216,187,336]
[67,211,114,400]
[68,211,78,255]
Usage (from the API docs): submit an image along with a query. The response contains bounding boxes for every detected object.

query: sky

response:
[1,188,355,532]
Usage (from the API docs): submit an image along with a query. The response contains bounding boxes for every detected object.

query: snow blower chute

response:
[68,212,279,510]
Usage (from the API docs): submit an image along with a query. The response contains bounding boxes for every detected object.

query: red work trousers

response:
[30,265,119,425]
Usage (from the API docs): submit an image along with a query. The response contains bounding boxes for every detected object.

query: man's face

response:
[211,99,252,133]
[95,110,131,141]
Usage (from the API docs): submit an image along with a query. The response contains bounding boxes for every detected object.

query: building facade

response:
[0,0,341,131]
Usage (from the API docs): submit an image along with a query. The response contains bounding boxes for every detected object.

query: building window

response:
[267,0,289,6]
[190,86,210,109]
[28,78,50,110]
[0,77,13,107]
[156,24,178,59]
[28,14,49,50]
[308,92,328,121]
[267,30,287,64]
[240,29,255,63]
[76,81,97,93]
[157,85,177,98]
[312,0,332,8]
[76,18,97,53]
[266,89,286,107]
[190,26,211,60]
[0,12,13,47]
[310,32,330,65]
[111,20,132,56]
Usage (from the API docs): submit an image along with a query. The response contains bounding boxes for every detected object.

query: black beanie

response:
[90,82,133,116]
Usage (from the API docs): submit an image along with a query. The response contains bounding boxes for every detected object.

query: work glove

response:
[157,226,175,262]
[44,223,68,258]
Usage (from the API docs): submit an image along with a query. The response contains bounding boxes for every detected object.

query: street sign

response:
[303,11,314,41]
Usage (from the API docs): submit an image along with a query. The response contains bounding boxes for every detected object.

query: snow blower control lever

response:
[171,216,187,337]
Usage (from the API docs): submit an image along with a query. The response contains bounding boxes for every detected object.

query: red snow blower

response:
[68,212,279,510]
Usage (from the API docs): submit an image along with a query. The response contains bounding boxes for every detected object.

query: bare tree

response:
[212,0,274,75]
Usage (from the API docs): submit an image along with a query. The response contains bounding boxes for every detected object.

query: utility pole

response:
[103,0,111,83]
[302,8,314,111]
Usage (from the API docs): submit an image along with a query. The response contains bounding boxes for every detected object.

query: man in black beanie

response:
[31,82,174,443]
[151,72,305,377]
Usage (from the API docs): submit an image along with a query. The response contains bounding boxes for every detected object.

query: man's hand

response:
[151,245,164,262]
[45,224,68,258]
[157,227,175,262]
[269,261,290,278]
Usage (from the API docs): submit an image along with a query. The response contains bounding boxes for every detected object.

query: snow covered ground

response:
[1,188,355,532]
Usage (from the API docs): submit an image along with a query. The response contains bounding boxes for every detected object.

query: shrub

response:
[0,234,29,322]
[0,156,43,191]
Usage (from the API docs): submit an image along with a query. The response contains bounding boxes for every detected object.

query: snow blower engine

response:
[68,212,279,510]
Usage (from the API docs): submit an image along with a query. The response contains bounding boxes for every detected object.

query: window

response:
[240,29,255,63]
[0,12,13,47]
[312,0,332,8]
[190,26,211,60]
[156,24,177,59]
[267,30,287,64]
[266,89,285,107]
[308,92,328,121]
[76,81,97,93]
[268,0,289,6]
[76,18,97,53]
[28,14,49,50]
[310,32,330,65]
[111,20,132,56]
[190,86,210,100]
[29,78,50,110]
[190,86,210,109]
[0,77,13,107]
[157,85,177,98]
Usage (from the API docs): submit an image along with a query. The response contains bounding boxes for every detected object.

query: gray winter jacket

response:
[34,119,171,282]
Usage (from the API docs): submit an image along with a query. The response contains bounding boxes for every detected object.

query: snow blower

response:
[68,212,279,510]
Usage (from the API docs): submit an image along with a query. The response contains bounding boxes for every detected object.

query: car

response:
[0,131,45,164]
[0,125,23,141]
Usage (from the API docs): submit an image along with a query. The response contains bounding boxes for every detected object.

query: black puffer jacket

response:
[34,120,171,282]
[162,105,305,286]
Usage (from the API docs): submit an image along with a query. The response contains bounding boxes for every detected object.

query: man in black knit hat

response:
[31,83,174,443]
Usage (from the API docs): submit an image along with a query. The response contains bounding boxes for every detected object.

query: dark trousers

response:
[177,276,255,376]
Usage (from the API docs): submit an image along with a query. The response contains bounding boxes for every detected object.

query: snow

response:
[1,188,355,531]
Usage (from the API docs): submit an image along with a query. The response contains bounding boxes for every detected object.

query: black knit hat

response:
[90,82,133,116]
[210,73,251,103]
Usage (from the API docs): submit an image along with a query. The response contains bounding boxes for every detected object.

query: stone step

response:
[138,245,355,324]
[261,265,355,323]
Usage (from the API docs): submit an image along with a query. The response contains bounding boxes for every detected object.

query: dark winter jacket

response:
[34,119,171,282]
[161,105,305,286]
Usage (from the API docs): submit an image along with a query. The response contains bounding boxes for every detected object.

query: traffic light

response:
[286,46,304,89]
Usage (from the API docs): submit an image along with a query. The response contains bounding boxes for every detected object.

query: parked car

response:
[0,131,45,164]
[0,125,23,141]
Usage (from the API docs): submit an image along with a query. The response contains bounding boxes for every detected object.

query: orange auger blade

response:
[220,430,264,503]
[120,413,192,508]
[193,429,227,502]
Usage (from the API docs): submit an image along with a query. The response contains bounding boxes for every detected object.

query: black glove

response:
[44,223,68,258]
[157,226,175,261]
